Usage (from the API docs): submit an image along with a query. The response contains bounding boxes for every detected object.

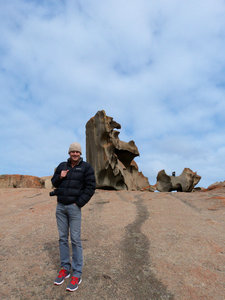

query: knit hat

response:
[68,142,82,154]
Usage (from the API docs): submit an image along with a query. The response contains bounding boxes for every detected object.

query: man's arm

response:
[76,164,96,207]
[51,163,67,187]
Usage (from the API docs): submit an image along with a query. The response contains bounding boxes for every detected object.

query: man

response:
[51,142,95,292]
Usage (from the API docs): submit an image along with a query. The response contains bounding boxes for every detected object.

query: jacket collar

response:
[67,157,83,167]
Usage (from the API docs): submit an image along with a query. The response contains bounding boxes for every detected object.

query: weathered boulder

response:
[86,110,151,190]
[0,175,44,188]
[156,168,201,192]
[205,181,225,191]
[41,176,53,189]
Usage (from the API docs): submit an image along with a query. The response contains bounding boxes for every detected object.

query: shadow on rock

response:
[121,194,174,300]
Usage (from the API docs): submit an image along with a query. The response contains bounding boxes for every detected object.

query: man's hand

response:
[60,170,69,178]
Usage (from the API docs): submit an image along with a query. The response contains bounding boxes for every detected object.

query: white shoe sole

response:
[54,274,70,285]
[66,278,82,292]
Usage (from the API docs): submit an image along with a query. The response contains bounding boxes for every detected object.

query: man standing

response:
[51,142,95,292]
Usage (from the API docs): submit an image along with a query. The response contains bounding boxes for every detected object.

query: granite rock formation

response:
[86,110,151,190]
[41,176,53,189]
[0,174,44,188]
[206,180,225,191]
[1,188,225,299]
[156,168,201,192]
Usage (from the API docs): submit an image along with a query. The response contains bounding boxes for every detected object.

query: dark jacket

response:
[51,158,96,207]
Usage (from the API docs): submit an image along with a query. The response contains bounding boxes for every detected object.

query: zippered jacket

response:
[51,158,96,207]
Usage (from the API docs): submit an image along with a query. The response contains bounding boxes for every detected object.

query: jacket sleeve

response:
[76,163,96,207]
[51,163,64,188]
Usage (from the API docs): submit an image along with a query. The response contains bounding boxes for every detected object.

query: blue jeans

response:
[56,202,83,277]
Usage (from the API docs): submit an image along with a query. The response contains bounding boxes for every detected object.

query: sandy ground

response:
[0,188,224,300]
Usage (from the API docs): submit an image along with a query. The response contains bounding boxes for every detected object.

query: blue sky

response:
[0,0,225,188]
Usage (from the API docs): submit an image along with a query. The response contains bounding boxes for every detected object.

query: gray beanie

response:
[68,142,82,154]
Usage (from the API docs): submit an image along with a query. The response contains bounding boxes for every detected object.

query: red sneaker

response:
[54,268,70,285]
[66,276,82,292]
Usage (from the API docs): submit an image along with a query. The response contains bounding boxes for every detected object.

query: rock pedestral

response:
[86,110,151,190]
[0,174,44,188]
[156,168,201,192]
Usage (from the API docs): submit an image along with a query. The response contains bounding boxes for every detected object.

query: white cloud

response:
[0,0,225,187]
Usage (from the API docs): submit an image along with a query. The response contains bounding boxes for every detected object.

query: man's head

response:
[68,142,82,154]
[68,142,82,164]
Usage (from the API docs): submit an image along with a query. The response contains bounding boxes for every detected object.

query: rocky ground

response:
[0,188,224,300]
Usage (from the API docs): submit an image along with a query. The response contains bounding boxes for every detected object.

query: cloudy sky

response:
[0,0,225,188]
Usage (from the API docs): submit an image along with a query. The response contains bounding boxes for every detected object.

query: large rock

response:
[86,110,151,190]
[41,176,53,189]
[206,181,225,191]
[0,174,44,188]
[156,168,201,192]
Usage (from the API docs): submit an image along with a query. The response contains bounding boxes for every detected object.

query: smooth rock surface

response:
[0,188,224,299]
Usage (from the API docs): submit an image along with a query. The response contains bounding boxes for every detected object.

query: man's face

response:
[69,151,81,163]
